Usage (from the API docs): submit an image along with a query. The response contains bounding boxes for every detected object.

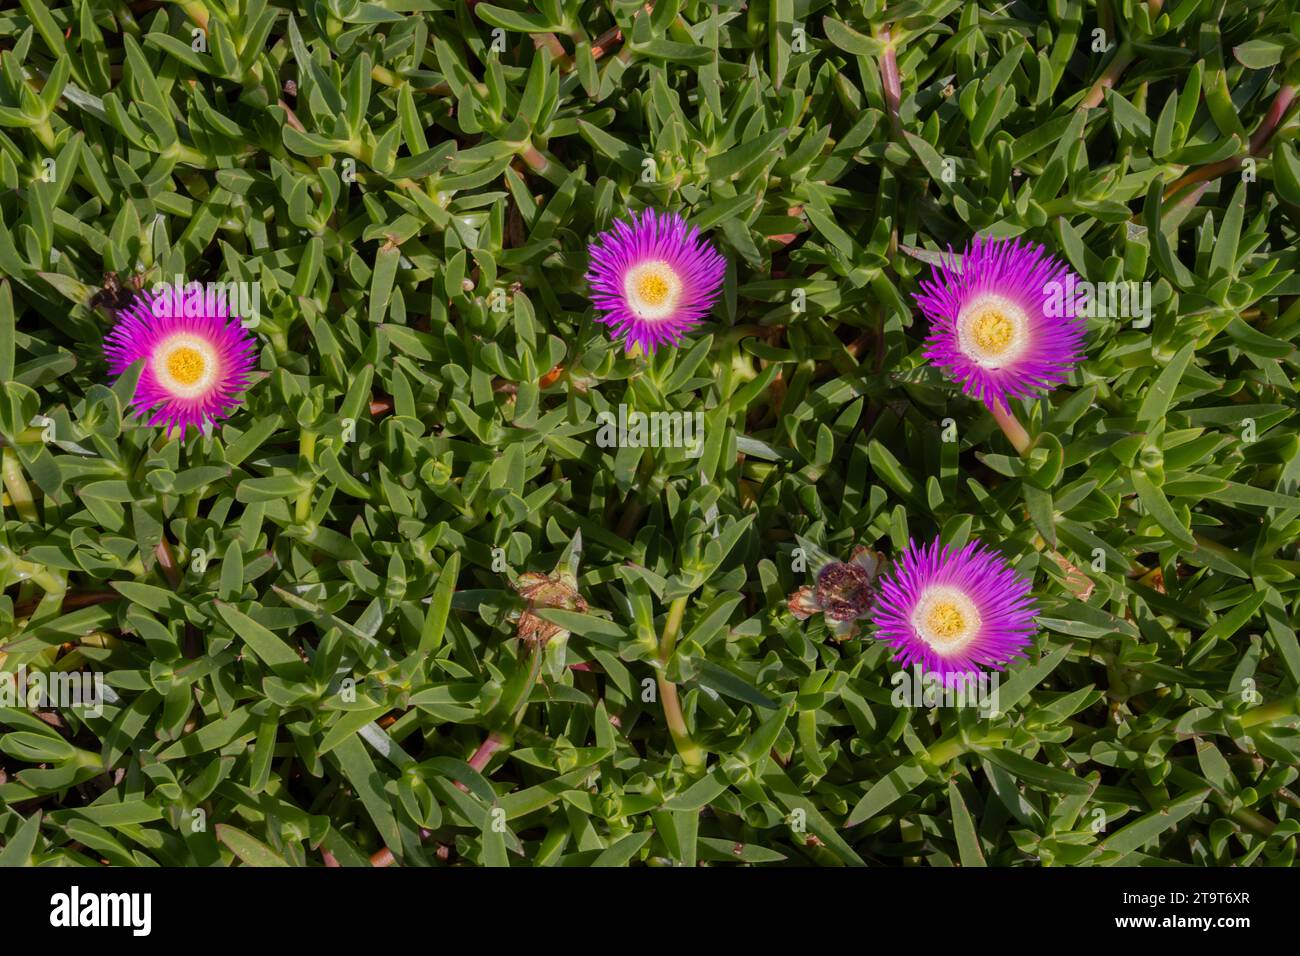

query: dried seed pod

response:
[785,545,884,641]
[511,572,588,646]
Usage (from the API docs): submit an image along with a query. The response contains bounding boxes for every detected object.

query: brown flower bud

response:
[787,585,821,620]
[785,545,884,642]
[814,561,874,622]
[511,572,588,646]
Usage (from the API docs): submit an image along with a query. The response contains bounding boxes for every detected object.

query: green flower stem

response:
[1230,806,1277,837]
[924,734,968,765]
[2,447,39,522]
[32,118,56,153]
[657,595,707,775]
[295,430,317,525]
[658,595,687,660]
[658,678,706,774]
[369,65,407,91]
[988,402,1032,455]
[31,567,66,618]
[1090,696,1298,756]
[163,141,218,170]
[924,727,1012,765]
[502,646,543,716]
[370,66,454,97]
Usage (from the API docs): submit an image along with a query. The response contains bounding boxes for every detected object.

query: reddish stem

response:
[1081,45,1134,110]
[1249,83,1297,155]
[590,26,623,60]
[467,731,507,773]
[1164,180,1213,218]
[989,402,1032,455]
[14,590,118,617]
[1163,83,1296,201]
[154,539,181,589]
[879,31,903,138]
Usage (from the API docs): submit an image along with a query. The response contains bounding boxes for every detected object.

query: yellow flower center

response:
[969,308,1015,355]
[154,334,219,399]
[636,271,672,307]
[924,601,969,643]
[624,260,682,321]
[166,346,206,387]
[911,585,981,654]
[957,294,1029,369]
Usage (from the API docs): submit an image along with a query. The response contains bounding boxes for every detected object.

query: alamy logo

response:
[890,665,1001,716]
[151,275,260,327]
[1043,275,1151,327]
[49,887,151,936]
[595,404,705,458]
[0,668,105,718]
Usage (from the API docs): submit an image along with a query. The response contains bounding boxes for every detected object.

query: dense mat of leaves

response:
[2,0,1299,868]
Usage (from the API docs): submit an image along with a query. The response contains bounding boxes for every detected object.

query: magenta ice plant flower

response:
[870,537,1037,684]
[104,289,258,438]
[913,235,1087,411]
[586,208,726,353]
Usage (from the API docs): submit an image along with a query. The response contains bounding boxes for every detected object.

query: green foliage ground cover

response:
[1,0,1299,867]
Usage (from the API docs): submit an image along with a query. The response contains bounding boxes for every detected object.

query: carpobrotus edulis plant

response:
[869,538,1037,684]
[913,235,1086,452]
[104,290,258,438]
[585,208,726,353]
[788,546,883,641]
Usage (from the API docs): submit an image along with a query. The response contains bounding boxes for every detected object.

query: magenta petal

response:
[103,290,259,439]
[913,235,1087,410]
[869,537,1038,684]
[585,208,726,353]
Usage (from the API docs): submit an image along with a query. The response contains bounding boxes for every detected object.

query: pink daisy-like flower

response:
[586,208,726,353]
[913,235,1087,410]
[104,289,258,438]
[870,537,1037,685]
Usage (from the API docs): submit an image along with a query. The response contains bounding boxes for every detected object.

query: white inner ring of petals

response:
[153,333,219,400]
[623,260,683,321]
[910,585,982,655]
[956,294,1030,369]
